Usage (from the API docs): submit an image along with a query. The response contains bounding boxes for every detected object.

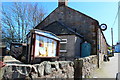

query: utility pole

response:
[111,28,114,56]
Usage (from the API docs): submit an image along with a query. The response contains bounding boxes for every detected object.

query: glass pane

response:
[34,34,57,57]
[60,43,66,50]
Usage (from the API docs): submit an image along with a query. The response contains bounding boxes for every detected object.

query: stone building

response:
[41,21,84,60]
[98,28,108,66]
[35,0,108,62]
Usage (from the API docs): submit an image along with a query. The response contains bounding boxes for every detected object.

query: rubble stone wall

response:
[1,55,98,79]
[1,61,74,79]
[82,55,98,78]
[74,55,98,78]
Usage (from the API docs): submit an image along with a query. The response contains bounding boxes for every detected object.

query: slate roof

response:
[41,21,84,38]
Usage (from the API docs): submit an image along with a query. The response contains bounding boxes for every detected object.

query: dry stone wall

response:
[1,55,98,79]
[74,55,98,78]
[82,55,98,78]
[1,61,74,79]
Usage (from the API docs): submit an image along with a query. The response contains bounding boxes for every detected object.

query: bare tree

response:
[2,2,46,47]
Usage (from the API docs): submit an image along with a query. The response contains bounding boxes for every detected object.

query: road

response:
[92,53,119,78]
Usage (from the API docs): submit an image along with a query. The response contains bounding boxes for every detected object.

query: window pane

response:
[60,44,66,50]
[35,34,57,57]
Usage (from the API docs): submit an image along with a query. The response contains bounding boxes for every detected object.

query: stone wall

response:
[98,28,108,55]
[98,53,104,68]
[1,61,74,79]
[1,55,98,79]
[98,28,108,67]
[74,55,98,78]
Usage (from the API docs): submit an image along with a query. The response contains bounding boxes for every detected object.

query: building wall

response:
[98,28,108,66]
[36,6,98,55]
[99,31,107,54]
[58,35,83,60]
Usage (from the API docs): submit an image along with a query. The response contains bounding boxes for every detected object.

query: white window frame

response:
[60,50,67,52]
[60,39,67,53]
[60,39,67,44]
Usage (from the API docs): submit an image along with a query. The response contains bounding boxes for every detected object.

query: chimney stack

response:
[58,0,68,7]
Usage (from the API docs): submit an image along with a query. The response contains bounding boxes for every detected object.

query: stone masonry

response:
[1,55,98,79]
[1,61,74,79]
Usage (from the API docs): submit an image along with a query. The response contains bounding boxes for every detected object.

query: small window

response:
[60,39,67,53]
[60,39,67,44]
[60,50,67,52]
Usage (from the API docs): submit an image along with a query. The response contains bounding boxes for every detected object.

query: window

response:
[60,39,67,53]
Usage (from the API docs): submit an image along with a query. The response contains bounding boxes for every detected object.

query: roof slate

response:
[41,21,84,38]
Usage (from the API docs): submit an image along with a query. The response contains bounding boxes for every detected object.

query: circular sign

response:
[100,24,107,31]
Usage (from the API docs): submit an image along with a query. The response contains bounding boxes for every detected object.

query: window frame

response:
[60,39,67,53]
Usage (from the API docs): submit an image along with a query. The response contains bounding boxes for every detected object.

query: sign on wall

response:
[34,34,57,57]
[100,24,107,31]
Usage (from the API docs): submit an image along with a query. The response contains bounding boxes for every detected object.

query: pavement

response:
[92,53,119,78]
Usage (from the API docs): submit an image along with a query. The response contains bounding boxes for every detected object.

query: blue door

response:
[81,41,91,57]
